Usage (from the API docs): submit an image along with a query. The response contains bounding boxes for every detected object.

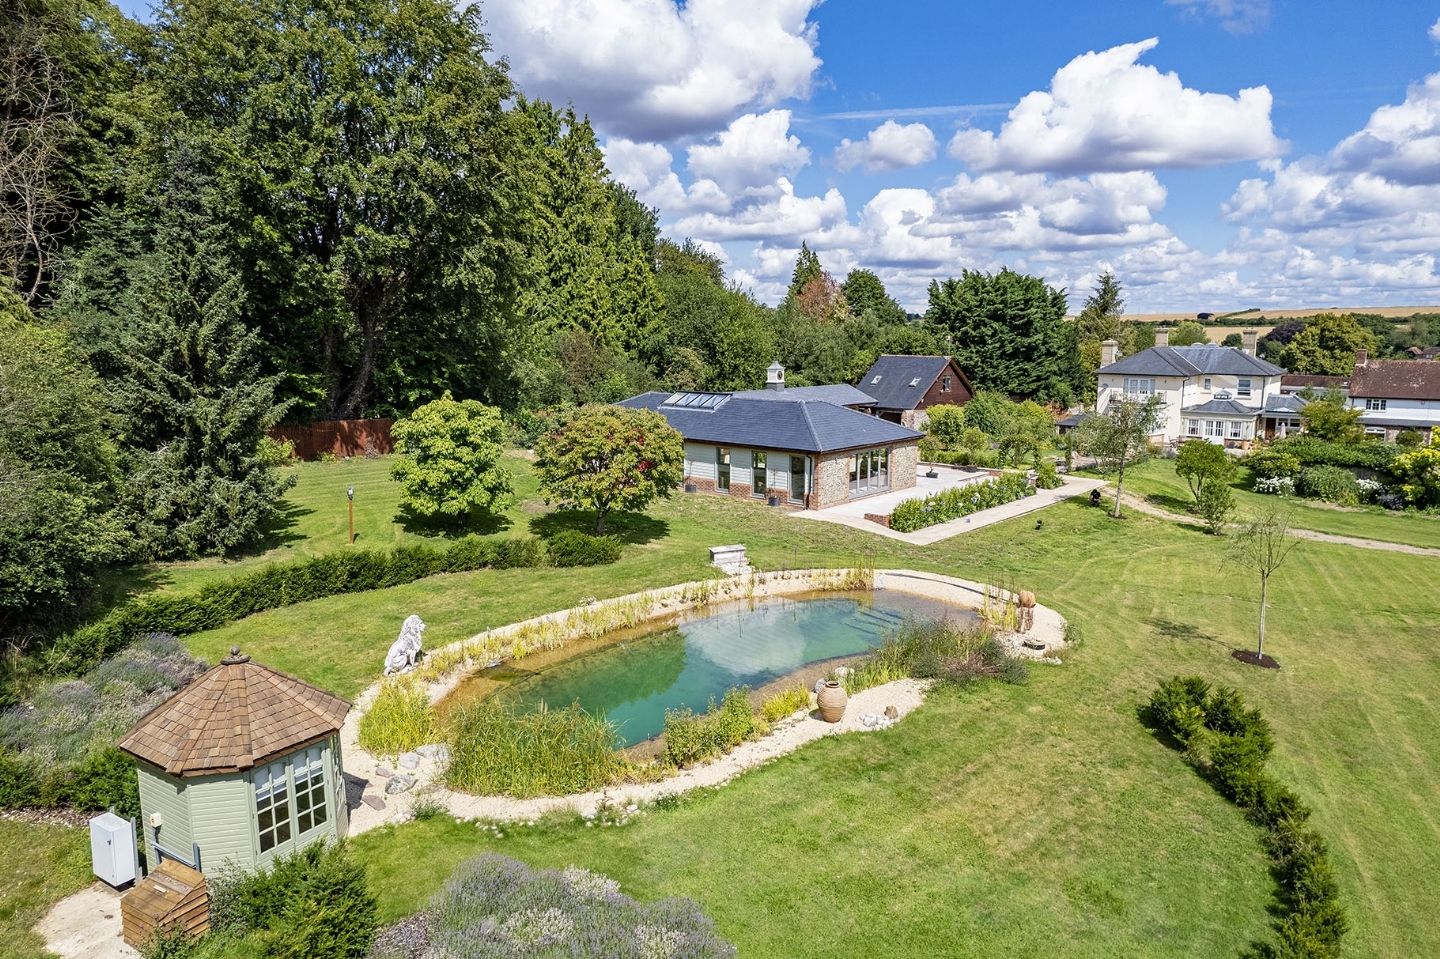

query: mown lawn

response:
[1113,457,1440,550]
[168,461,1440,959]
[0,820,92,959]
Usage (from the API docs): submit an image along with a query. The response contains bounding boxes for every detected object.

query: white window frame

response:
[1186,419,1200,436]
[1237,378,1253,399]
[1365,398,1387,411]
[1123,377,1155,397]
[1228,421,1243,439]
[1202,378,1212,391]
[1205,420,1224,438]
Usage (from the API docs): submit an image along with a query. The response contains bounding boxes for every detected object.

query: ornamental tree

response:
[390,392,513,523]
[1227,507,1303,660]
[534,405,684,534]
[1074,394,1165,518]
[924,405,967,448]
[1389,445,1440,508]
[1175,439,1238,505]
[1280,313,1380,375]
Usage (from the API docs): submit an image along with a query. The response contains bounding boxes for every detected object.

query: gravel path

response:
[1119,493,1440,556]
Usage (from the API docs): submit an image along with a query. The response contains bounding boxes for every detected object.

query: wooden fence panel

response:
[270,418,394,461]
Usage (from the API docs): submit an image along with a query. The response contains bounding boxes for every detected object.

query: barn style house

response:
[619,363,924,509]
[118,648,351,874]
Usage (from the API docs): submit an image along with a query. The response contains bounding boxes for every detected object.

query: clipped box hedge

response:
[889,472,1032,533]
[1270,436,1400,472]
[44,533,589,674]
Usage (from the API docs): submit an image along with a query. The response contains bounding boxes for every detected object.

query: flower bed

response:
[888,473,1033,533]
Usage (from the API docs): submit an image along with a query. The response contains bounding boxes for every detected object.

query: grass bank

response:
[0,820,92,959]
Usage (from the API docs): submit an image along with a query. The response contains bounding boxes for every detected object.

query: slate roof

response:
[1350,359,1440,400]
[857,355,968,411]
[731,384,876,406]
[1262,394,1308,415]
[118,649,350,777]
[1098,345,1285,378]
[1182,398,1262,416]
[618,391,922,453]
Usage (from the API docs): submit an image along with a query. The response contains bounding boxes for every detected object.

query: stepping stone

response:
[362,796,387,811]
[375,766,394,778]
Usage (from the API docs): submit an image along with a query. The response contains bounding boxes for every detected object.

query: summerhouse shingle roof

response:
[117,650,349,777]
[858,356,968,411]
[619,391,922,453]
[1099,345,1285,378]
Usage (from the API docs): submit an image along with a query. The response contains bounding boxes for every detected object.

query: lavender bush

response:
[371,854,735,959]
[0,633,206,764]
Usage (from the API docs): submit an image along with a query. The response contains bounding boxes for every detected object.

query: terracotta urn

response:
[1017,590,1037,609]
[817,681,847,723]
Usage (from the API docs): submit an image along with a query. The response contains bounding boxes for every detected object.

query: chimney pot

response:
[1242,328,1258,356]
[1155,327,1170,348]
[1356,349,1368,368]
[1100,339,1119,368]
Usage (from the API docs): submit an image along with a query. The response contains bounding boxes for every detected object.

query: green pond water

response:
[489,590,973,746]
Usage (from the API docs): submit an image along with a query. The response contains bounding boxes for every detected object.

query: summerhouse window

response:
[254,761,292,853]
[849,448,890,495]
[716,447,730,491]
[294,748,328,834]
[1229,421,1243,439]
[752,451,767,497]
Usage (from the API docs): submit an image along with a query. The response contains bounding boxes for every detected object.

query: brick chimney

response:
[1155,327,1170,348]
[1100,339,1119,368]
[766,360,786,391]
[1242,328,1258,356]
[1355,349,1368,369]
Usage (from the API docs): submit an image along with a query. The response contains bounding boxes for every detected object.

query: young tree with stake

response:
[1074,394,1165,518]
[1228,507,1303,663]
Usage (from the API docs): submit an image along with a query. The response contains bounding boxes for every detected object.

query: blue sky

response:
[113,0,1440,313]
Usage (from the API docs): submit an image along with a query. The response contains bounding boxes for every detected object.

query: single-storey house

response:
[618,363,923,509]
[1348,349,1440,442]
[1403,345,1440,361]
[1095,329,1286,447]
[856,355,974,428]
[117,648,351,874]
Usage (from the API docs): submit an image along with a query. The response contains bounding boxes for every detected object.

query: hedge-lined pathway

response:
[1119,492,1440,556]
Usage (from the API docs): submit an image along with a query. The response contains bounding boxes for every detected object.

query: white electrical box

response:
[89,813,137,887]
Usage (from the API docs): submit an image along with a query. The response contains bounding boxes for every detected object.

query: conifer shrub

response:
[545,530,622,567]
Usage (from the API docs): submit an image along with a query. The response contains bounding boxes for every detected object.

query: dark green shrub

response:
[1272,435,1399,471]
[1249,776,1312,830]
[1396,428,1423,449]
[545,530,622,567]
[1035,460,1062,490]
[1144,676,1211,742]
[1204,685,1274,748]
[69,746,142,818]
[1208,733,1270,807]
[1247,448,1303,481]
[492,536,546,569]
[1297,465,1359,503]
[889,472,1030,532]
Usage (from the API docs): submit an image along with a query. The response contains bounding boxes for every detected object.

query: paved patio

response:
[792,469,1108,545]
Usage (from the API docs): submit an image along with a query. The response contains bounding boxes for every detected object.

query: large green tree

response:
[1076,271,1124,342]
[0,291,125,638]
[155,0,535,419]
[534,405,684,534]
[925,268,1075,400]
[842,269,907,326]
[390,392,513,522]
[1280,313,1380,375]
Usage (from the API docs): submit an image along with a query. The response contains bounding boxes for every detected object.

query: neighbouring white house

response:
[1095,327,1287,447]
[1347,350,1440,442]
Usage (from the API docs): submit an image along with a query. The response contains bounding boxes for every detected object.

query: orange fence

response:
[270,418,394,461]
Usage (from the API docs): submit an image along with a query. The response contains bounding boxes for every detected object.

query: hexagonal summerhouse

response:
[117,647,351,874]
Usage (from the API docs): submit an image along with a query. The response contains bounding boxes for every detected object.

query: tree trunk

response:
[594,508,606,535]
[1257,572,1268,658]
[1112,458,1125,518]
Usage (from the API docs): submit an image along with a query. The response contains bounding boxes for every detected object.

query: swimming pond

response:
[441,590,975,747]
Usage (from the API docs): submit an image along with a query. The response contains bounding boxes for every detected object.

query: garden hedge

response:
[1144,677,1348,959]
[44,533,601,675]
[1270,436,1400,472]
[889,473,1032,532]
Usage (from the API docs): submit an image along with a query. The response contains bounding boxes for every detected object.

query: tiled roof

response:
[1281,374,1348,392]
[617,392,922,453]
[732,384,876,406]
[857,356,968,411]
[1182,398,1261,416]
[1349,359,1440,400]
[118,650,349,777]
[1099,345,1285,377]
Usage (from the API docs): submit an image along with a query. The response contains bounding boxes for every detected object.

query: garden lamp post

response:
[347,487,354,545]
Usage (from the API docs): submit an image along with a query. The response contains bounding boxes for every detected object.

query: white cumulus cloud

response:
[947,38,1286,174]
[1429,16,1440,43]
[833,121,939,174]
[686,111,811,199]
[1329,73,1440,185]
[483,0,822,141]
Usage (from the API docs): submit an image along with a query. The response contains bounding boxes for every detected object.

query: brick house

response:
[618,364,922,510]
[856,355,975,428]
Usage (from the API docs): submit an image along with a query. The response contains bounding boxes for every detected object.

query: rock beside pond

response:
[385,773,417,795]
[416,743,450,763]
[859,713,894,730]
[375,765,394,778]
[884,705,899,720]
[398,751,421,770]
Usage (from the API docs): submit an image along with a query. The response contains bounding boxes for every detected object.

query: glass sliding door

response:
[849,447,892,495]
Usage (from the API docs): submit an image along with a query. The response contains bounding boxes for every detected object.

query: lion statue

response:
[383,615,426,675]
